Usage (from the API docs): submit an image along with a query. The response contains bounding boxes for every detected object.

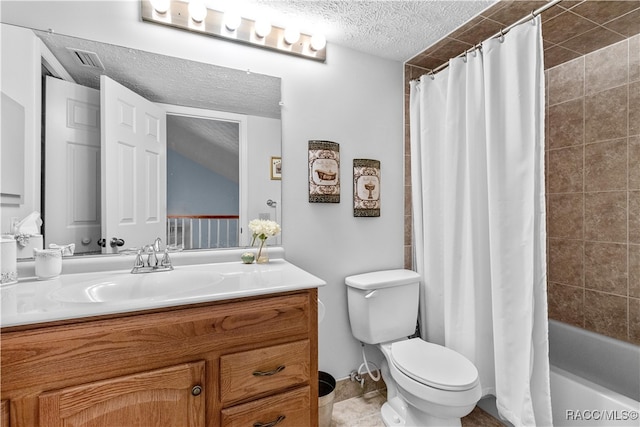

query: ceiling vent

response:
[67,48,105,70]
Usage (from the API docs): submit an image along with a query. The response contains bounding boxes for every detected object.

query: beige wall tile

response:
[546,34,638,344]
[548,145,584,193]
[630,191,640,244]
[585,86,628,143]
[630,244,640,299]
[571,1,640,26]
[630,136,640,189]
[584,191,627,242]
[548,238,583,286]
[585,39,628,95]
[630,35,640,83]
[585,138,628,192]
[584,242,628,296]
[584,290,628,340]
[544,10,598,46]
[548,282,584,327]
[560,26,625,56]
[629,81,640,136]
[548,57,585,105]
[548,99,584,149]
[547,193,584,239]
[630,298,640,344]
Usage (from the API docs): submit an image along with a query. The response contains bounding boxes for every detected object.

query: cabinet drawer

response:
[220,340,310,404]
[221,386,310,427]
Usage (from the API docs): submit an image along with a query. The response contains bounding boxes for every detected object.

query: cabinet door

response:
[1,400,9,427]
[221,386,310,427]
[39,361,205,427]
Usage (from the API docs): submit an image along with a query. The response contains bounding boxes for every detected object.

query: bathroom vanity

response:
[1,253,324,427]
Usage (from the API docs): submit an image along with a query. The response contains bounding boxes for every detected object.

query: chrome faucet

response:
[131,238,174,274]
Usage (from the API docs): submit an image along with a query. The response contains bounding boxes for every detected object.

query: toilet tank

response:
[345,269,421,344]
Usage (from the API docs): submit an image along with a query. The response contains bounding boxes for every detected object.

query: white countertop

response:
[1,251,325,328]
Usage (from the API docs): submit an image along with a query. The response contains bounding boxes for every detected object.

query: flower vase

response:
[256,239,269,264]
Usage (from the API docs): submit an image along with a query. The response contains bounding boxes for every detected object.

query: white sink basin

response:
[48,270,224,303]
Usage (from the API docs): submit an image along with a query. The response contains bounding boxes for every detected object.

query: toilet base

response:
[381,397,462,427]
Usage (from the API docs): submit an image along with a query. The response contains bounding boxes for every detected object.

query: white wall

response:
[1,0,405,379]
[247,116,282,245]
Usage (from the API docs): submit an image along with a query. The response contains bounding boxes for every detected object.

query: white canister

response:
[34,248,63,280]
[1,237,18,285]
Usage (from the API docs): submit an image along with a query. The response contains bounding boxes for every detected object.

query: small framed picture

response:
[271,156,282,180]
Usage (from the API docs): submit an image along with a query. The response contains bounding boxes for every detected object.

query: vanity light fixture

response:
[224,11,242,32]
[150,0,170,14]
[187,0,207,23]
[254,18,272,39]
[283,26,301,45]
[140,0,326,62]
[310,33,327,51]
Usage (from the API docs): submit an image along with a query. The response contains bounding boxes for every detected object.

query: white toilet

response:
[345,269,481,427]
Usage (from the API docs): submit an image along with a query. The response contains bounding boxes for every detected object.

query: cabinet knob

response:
[252,365,285,376]
[254,415,286,427]
[191,385,202,396]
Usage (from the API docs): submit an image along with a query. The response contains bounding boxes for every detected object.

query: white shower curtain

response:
[409,17,552,427]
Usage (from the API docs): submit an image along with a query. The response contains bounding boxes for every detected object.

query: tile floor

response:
[331,390,505,427]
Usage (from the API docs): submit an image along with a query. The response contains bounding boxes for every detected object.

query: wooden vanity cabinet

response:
[1,289,319,427]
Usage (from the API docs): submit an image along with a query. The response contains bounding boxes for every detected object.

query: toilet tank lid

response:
[345,269,421,290]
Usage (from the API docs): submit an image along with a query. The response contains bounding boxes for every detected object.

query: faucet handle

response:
[133,249,145,268]
[160,249,173,269]
[153,237,162,252]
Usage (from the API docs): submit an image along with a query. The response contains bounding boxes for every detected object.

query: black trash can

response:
[318,371,336,427]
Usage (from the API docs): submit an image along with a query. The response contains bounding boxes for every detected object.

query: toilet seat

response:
[390,339,479,391]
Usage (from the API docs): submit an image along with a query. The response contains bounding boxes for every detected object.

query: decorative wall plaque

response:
[353,159,380,217]
[309,141,340,203]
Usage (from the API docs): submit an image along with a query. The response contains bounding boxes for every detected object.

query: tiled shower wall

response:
[546,34,639,345]
[404,34,640,345]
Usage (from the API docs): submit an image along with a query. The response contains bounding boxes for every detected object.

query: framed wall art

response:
[353,159,380,217]
[308,140,340,203]
[270,156,282,180]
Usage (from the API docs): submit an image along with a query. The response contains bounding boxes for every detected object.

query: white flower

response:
[248,219,281,244]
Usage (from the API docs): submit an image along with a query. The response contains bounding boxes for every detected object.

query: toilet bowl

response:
[345,269,482,426]
[378,339,481,426]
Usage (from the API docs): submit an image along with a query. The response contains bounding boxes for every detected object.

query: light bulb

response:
[224,11,242,31]
[150,0,170,14]
[283,27,300,45]
[254,18,272,38]
[188,0,207,23]
[310,33,326,51]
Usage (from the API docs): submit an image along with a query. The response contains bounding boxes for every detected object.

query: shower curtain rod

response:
[419,0,563,78]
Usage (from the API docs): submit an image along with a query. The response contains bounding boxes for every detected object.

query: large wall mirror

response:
[1,24,282,257]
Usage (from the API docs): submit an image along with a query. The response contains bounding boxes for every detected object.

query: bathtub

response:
[551,366,639,426]
[549,320,639,427]
[478,320,639,426]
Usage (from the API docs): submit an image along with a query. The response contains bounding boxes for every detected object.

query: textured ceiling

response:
[34,30,282,119]
[33,29,280,170]
[218,0,497,62]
